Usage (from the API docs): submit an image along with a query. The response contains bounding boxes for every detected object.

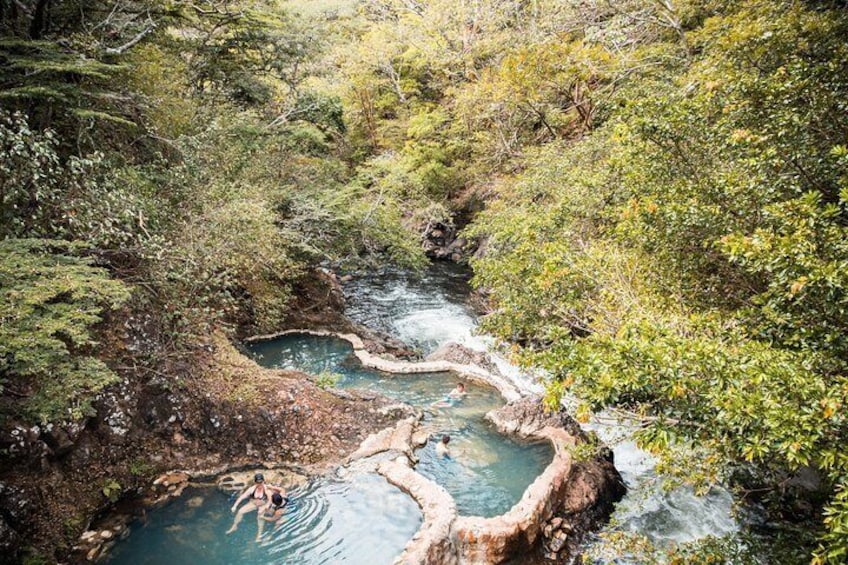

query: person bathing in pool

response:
[256,492,290,541]
[435,434,451,458]
[431,382,467,408]
[226,473,285,535]
[448,382,467,399]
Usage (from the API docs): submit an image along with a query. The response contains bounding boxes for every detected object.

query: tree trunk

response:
[28,0,49,38]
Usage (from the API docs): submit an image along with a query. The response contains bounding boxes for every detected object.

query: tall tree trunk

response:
[29,0,50,38]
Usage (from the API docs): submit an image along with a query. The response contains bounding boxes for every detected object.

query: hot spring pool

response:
[248,334,553,517]
[107,333,553,564]
[106,473,421,565]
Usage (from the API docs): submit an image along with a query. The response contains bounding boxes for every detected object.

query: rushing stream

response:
[107,262,736,563]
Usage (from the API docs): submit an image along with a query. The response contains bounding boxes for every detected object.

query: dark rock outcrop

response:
[422,222,471,262]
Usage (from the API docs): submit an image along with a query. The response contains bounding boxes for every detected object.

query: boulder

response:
[425,342,501,376]
[153,471,190,488]
[485,396,585,440]
[354,324,420,360]
[348,416,419,462]
[423,222,464,262]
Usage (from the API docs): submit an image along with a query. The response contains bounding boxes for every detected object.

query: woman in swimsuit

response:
[226,473,285,535]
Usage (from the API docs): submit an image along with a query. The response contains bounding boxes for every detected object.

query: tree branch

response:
[12,0,33,17]
[103,16,156,55]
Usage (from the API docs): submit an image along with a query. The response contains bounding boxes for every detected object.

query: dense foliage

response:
[0,0,424,427]
[2,0,846,561]
[0,239,129,423]
[459,2,847,562]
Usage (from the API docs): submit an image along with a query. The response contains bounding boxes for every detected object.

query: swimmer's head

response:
[441,435,450,445]
[272,493,283,506]
[254,473,265,483]
[457,383,465,392]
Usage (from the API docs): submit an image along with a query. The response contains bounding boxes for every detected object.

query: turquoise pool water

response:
[106,473,421,565]
[248,334,553,517]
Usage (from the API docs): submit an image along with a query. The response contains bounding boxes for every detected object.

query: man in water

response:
[435,434,451,458]
[226,473,285,536]
[448,382,467,398]
[256,492,289,541]
[431,382,467,408]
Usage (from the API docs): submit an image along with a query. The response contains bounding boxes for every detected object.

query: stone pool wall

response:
[369,398,624,564]
[244,329,523,402]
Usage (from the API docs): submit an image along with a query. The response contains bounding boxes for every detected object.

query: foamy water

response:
[343,264,544,394]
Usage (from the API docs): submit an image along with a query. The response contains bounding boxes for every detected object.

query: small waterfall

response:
[584,418,737,560]
[343,264,544,394]
[343,264,479,354]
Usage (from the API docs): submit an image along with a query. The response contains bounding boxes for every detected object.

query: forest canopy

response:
[1,0,847,562]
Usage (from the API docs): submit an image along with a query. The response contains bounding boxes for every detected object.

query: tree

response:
[466,1,848,561]
[0,239,130,423]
